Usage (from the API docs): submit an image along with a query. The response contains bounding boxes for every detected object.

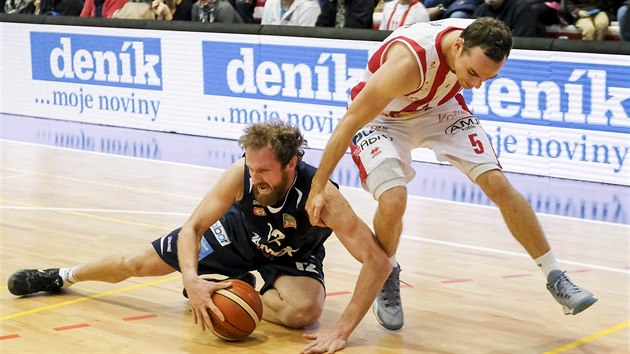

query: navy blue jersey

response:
[219,160,335,264]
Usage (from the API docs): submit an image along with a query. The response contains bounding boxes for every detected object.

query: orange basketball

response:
[209,279,264,341]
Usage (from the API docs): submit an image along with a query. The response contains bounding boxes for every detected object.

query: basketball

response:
[209,279,264,341]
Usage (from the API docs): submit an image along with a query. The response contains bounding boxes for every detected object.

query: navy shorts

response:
[151,218,326,294]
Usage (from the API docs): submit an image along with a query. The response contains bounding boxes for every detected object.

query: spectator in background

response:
[111,0,178,19]
[173,0,195,20]
[22,0,83,14]
[562,0,611,40]
[473,0,541,36]
[379,0,429,30]
[191,0,243,22]
[261,0,320,26]
[232,0,256,23]
[81,0,127,17]
[424,0,481,20]
[50,0,84,15]
[316,0,375,28]
[620,0,629,41]
[527,0,561,29]
[4,0,36,13]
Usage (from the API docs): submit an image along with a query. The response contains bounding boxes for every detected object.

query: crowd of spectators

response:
[1,0,627,41]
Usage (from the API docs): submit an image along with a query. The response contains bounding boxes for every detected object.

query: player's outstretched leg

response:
[546,269,598,315]
[8,268,63,296]
[373,263,403,330]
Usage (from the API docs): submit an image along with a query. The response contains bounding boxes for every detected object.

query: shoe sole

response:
[372,300,404,331]
[568,296,598,315]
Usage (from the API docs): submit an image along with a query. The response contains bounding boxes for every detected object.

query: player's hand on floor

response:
[186,279,233,332]
[301,330,348,354]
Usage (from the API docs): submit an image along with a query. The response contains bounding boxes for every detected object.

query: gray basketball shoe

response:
[372,264,403,330]
[8,268,63,296]
[546,269,598,315]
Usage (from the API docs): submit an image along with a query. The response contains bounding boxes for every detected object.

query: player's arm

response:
[177,158,245,331]
[302,182,391,354]
[306,42,422,226]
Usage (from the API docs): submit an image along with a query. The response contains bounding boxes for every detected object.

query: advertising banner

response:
[1,22,628,186]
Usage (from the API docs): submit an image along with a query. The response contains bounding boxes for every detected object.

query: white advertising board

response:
[1,22,628,185]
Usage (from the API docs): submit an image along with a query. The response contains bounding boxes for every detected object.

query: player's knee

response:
[477,170,514,204]
[281,301,322,328]
[377,187,407,216]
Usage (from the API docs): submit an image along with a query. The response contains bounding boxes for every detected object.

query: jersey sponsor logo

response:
[438,110,472,123]
[370,146,382,159]
[283,213,297,228]
[352,131,394,154]
[251,224,300,259]
[352,128,375,146]
[445,117,480,135]
[253,207,267,216]
[30,32,162,90]
[198,237,214,260]
[210,221,231,246]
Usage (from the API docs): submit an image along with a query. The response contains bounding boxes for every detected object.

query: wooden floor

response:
[1,139,628,353]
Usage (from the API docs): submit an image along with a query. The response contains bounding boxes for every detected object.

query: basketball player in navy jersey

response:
[8,122,391,354]
[306,17,597,331]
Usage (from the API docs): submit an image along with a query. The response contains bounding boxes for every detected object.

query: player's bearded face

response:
[252,167,291,207]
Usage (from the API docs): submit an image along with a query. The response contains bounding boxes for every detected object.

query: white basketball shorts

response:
[349,96,502,200]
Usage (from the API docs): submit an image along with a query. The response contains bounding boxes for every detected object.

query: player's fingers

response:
[191,306,199,324]
[303,333,318,340]
[313,196,323,220]
[199,309,213,332]
[207,301,225,322]
[216,281,232,289]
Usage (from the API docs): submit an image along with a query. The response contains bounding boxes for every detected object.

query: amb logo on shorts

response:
[445,117,480,135]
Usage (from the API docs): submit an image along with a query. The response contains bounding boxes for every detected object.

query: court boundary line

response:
[0,275,181,322]
[543,321,630,353]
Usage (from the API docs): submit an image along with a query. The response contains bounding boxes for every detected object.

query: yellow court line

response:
[0,275,181,322]
[543,321,630,353]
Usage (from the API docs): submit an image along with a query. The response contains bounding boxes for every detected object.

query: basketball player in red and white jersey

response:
[305,17,597,333]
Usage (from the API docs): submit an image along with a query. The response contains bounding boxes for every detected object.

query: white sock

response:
[59,267,79,288]
[534,251,561,279]
[388,255,398,268]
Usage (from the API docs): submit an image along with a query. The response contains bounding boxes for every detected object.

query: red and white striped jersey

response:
[351,19,475,119]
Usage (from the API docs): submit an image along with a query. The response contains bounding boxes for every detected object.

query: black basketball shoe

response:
[7,268,63,296]
[182,272,257,298]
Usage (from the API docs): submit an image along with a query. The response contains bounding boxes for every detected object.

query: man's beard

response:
[252,170,290,207]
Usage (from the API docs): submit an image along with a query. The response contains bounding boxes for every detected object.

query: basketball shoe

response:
[182,272,257,298]
[373,264,403,330]
[546,269,598,315]
[7,268,63,296]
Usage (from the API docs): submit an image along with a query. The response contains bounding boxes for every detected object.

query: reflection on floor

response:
[2,114,628,224]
